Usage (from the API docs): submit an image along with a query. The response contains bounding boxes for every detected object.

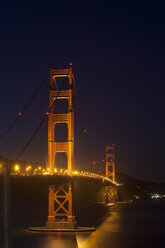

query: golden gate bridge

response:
[0,64,118,233]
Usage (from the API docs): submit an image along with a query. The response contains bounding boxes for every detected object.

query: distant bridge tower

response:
[106,145,115,182]
[105,145,117,202]
[48,66,74,172]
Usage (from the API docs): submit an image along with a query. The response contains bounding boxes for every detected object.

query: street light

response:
[14,164,20,172]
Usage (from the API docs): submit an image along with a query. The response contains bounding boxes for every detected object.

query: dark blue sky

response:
[1,1,165,182]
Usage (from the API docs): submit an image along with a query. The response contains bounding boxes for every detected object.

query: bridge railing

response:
[11,168,119,186]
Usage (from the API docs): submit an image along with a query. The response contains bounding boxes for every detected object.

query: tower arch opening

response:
[53,99,69,114]
[55,152,68,170]
[54,123,68,142]
[52,76,70,91]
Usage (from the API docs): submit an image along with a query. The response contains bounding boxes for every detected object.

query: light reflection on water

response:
[13,204,120,248]
[13,200,165,248]
[76,210,121,248]
[38,233,78,248]
[37,205,121,248]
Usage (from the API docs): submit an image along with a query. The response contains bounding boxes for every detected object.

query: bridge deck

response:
[10,172,118,187]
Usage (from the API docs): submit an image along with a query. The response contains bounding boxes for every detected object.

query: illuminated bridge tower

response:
[48,66,74,172]
[105,145,117,202]
[106,145,115,181]
[47,66,76,229]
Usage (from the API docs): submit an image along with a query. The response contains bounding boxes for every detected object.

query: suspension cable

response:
[0,70,49,142]
[72,74,94,168]
[73,74,103,173]
[72,74,85,129]
[15,72,68,161]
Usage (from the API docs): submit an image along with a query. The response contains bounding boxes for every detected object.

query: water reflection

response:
[37,233,78,248]
[13,201,165,248]
[76,208,121,248]
[13,203,120,248]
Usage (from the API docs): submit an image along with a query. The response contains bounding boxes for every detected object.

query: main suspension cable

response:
[0,70,49,142]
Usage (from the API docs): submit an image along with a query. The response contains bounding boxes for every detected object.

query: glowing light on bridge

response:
[14,164,20,172]
[12,166,119,186]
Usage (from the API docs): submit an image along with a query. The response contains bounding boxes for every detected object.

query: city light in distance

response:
[151,193,161,199]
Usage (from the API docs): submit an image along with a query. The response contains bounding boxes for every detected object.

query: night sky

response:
[1,1,165,182]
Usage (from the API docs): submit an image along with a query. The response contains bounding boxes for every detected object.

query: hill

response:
[116,172,165,200]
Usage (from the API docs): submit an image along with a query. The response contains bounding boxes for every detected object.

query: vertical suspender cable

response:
[72,74,94,169]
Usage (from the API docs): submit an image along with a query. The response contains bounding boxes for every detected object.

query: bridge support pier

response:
[105,186,118,203]
[29,179,95,232]
[46,181,77,229]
